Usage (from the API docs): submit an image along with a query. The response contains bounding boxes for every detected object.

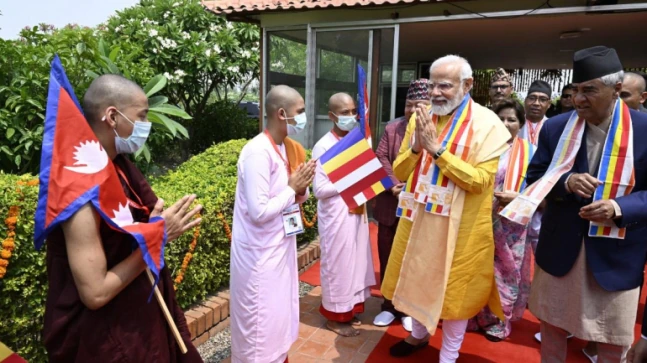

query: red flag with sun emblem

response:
[34,55,167,285]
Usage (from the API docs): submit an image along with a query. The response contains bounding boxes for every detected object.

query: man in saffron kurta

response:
[382,55,510,362]
[312,93,375,337]
[230,85,316,362]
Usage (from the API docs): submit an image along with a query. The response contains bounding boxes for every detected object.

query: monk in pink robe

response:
[312,93,376,337]
[230,85,316,362]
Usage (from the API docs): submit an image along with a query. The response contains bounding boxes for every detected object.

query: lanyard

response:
[115,166,150,216]
[264,129,291,176]
[331,129,343,141]
[527,120,542,144]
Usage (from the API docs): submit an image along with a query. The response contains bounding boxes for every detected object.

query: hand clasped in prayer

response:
[289,159,316,195]
[414,105,441,154]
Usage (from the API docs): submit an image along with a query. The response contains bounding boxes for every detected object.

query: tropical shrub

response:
[188,101,257,154]
[0,24,189,174]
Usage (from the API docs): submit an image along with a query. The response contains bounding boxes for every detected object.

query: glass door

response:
[309,26,397,147]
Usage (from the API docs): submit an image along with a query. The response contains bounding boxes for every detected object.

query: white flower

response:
[152,48,158,54]
[149,29,158,37]
[205,49,212,57]
[163,12,170,19]
[241,50,251,58]
[173,2,180,6]
[227,66,239,73]
[159,38,177,49]
[163,72,174,82]
[210,24,220,32]
[195,42,200,46]
[115,25,123,32]
[213,45,221,53]
[226,22,233,29]
[182,32,190,40]
[174,69,186,77]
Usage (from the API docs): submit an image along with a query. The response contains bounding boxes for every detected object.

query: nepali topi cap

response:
[572,46,623,84]
[406,79,431,101]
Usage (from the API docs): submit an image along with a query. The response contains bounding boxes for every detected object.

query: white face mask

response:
[284,111,307,135]
[333,113,358,131]
[105,110,152,154]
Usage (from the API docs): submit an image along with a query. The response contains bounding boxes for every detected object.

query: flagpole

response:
[146,269,189,354]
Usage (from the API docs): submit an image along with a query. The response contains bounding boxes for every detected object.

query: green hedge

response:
[152,139,318,308]
[0,174,47,362]
[0,139,318,361]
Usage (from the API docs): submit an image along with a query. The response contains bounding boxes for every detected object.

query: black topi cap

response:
[572,46,623,84]
[528,80,552,98]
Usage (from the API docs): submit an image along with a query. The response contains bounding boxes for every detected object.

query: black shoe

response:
[389,339,428,357]
[485,334,503,342]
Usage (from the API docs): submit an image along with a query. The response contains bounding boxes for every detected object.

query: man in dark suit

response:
[523,46,647,362]
[372,79,430,331]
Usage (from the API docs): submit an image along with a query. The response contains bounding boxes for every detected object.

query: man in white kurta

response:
[312,93,376,337]
[230,85,315,363]
[520,79,551,255]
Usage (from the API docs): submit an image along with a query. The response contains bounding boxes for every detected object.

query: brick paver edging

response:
[184,237,321,347]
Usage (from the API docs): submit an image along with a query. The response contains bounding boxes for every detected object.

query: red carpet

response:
[300,222,647,361]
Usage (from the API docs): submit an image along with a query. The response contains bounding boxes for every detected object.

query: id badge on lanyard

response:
[264,130,304,237]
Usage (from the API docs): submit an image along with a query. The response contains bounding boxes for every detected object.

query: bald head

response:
[265,85,303,120]
[328,93,355,112]
[621,72,647,110]
[82,74,146,124]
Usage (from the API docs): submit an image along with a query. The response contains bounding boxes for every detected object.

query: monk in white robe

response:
[230,85,316,363]
[312,93,376,337]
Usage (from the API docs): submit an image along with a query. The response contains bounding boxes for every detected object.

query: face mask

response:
[105,110,152,154]
[333,113,358,131]
[284,111,307,135]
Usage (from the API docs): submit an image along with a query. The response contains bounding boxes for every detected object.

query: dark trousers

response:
[378,220,403,316]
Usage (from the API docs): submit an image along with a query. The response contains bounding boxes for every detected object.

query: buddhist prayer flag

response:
[0,342,26,363]
[319,128,394,209]
[34,55,168,285]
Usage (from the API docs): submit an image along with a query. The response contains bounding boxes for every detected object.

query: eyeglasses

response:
[526,96,550,103]
[429,82,454,92]
[490,84,510,91]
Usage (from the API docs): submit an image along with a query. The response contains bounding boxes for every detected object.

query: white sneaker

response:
[401,316,413,332]
[373,311,396,327]
[534,332,574,343]
[582,348,598,363]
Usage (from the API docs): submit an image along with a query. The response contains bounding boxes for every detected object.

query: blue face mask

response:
[333,113,358,131]
[284,111,307,135]
[106,110,152,154]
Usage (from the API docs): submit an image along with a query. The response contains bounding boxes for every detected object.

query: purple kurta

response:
[312,132,375,314]
[230,133,309,363]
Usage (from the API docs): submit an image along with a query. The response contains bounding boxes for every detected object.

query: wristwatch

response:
[433,147,446,160]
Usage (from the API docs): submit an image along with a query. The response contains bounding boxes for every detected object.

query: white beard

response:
[431,89,465,116]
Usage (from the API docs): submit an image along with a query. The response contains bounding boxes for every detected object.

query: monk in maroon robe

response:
[42,75,203,363]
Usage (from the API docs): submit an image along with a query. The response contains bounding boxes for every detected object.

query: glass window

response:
[266,30,307,99]
[313,30,370,142]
